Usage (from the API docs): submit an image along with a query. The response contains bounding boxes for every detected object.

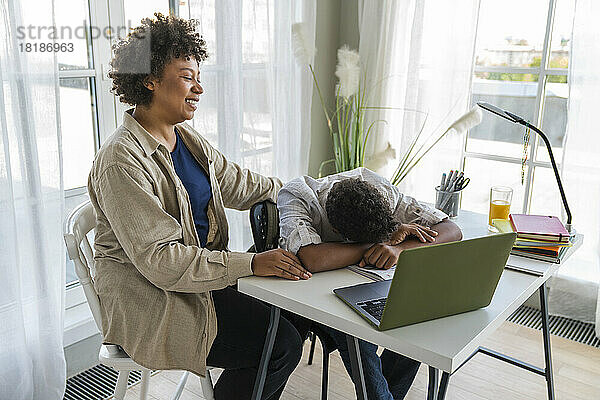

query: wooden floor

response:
[122,321,600,400]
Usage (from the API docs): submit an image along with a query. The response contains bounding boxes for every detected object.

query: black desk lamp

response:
[477,101,572,233]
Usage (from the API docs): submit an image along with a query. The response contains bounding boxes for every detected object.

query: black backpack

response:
[249,200,280,253]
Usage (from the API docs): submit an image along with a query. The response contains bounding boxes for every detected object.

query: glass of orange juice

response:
[489,186,513,231]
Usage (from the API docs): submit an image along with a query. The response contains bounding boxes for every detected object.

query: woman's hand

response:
[358,244,403,270]
[386,223,438,245]
[252,249,312,280]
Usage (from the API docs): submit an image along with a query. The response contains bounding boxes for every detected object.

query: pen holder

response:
[435,186,461,218]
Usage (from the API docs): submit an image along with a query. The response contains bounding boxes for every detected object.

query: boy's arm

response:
[297,242,373,273]
[299,220,461,272]
[359,219,462,269]
[394,219,462,251]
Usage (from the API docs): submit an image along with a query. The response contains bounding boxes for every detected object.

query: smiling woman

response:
[87,13,312,400]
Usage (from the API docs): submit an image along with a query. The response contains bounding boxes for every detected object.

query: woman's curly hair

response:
[325,178,398,243]
[108,13,208,106]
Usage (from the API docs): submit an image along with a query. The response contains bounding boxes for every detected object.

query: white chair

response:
[64,201,215,400]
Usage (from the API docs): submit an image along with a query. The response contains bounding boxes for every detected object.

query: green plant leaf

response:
[318,159,336,178]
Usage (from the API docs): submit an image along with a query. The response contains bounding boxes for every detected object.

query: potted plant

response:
[292,23,482,183]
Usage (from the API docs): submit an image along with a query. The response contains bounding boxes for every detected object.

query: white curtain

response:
[358,0,480,204]
[188,0,315,251]
[357,0,402,178]
[553,0,600,336]
[0,0,66,398]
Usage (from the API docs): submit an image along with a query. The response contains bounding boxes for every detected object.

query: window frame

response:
[461,0,568,215]
[61,0,119,195]
[63,0,121,345]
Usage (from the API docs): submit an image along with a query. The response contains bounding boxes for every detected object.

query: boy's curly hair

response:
[325,178,398,243]
[108,13,208,106]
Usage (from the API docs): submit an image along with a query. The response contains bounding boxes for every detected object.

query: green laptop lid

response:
[378,232,516,330]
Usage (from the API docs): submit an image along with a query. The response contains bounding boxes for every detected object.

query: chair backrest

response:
[249,200,280,253]
[63,201,103,332]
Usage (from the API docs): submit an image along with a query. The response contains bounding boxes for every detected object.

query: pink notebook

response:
[509,214,569,242]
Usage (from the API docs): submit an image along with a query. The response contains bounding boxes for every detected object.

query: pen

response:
[440,173,446,191]
[441,171,455,208]
[440,180,456,209]
[446,170,455,190]
[448,171,457,191]
[447,179,456,193]
[452,171,462,187]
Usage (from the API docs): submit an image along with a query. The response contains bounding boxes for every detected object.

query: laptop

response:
[333,233,516,330]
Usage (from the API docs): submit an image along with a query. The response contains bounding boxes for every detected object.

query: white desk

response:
[239,210,581,399]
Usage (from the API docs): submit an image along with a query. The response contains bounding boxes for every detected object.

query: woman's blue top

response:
[171,130,212,247]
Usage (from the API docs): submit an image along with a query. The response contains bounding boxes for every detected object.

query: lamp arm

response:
[518,121,572,231]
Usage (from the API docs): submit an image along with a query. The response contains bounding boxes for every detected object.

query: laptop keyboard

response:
[357,298,387,322]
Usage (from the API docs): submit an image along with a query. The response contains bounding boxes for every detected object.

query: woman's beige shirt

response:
[87,110,282,376]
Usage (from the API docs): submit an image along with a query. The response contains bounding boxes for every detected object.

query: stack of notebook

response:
[493,214,572,263]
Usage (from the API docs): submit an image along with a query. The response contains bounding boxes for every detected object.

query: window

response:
[62,0,172,286]
[462,0,574,222]
[184,0,275,177]
[56,0,116,345]
[123,0,169,27]
[58,0,103,286]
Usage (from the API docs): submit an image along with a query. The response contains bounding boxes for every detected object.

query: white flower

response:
[337,46,360,68]
[292,23,316,65]
[447,106,483,134]
[335,46,360,99]
[365,142,396,171]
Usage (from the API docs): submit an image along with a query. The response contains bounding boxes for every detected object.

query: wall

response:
[307,0,359,177]
[64,334,102,378]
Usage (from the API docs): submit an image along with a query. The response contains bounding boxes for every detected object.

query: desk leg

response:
[436,372,450,400]
[252,305,280,400]
[346,335,368,400]
[427,366,439,400]
[539,283,555,400]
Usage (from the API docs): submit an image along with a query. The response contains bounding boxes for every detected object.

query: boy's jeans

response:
[328,327,420,400]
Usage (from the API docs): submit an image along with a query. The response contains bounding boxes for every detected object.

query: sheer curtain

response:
[556,0,600,336]
[357,0,401,178]
[0,0,66,398]
[358,0,480,202]
[187,0,315,251]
